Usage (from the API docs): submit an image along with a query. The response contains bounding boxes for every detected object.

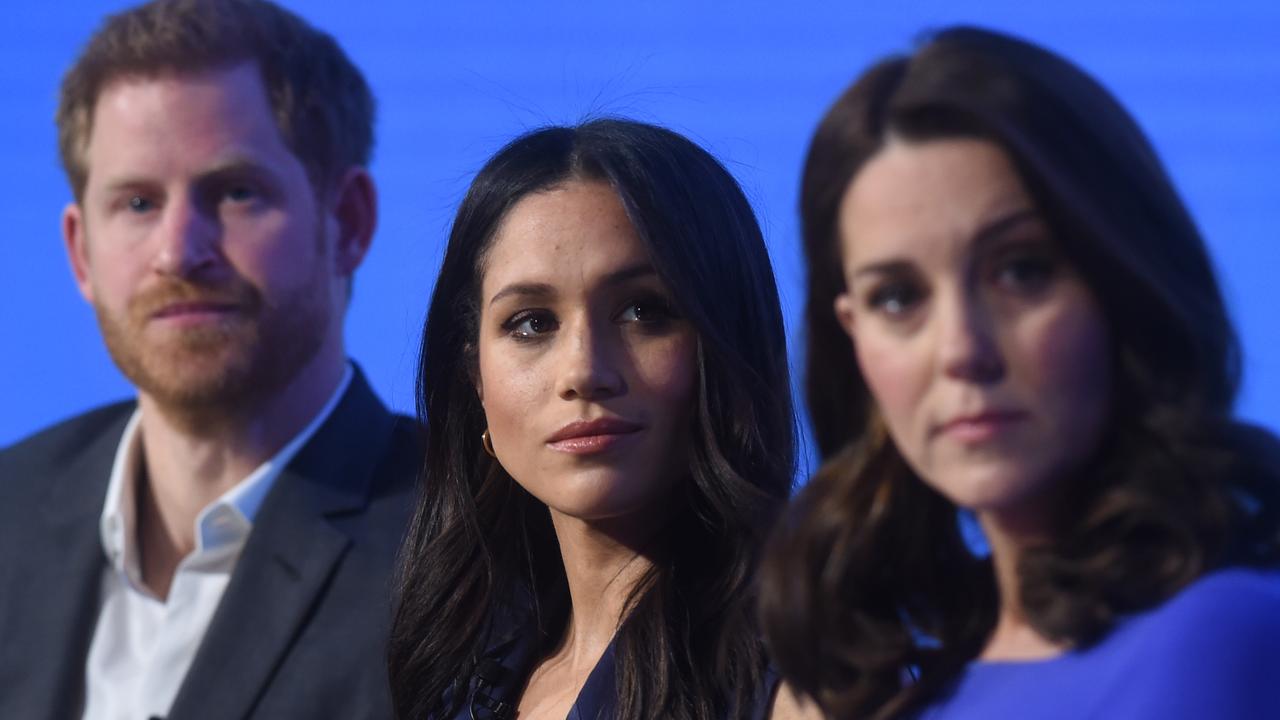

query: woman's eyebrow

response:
[972,208,1041,249]
[849,258,914,283]
[487,263,658,308]
[488,282,555,307]
[848,209,1041,284]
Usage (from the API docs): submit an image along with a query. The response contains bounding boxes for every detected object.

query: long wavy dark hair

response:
[389,119,795,719]
[758,26,1280,719]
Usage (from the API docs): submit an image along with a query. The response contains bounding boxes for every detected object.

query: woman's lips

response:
[546,418,643,454]
[936,410,1028,443]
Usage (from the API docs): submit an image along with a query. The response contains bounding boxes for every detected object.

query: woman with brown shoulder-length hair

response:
[759,25,1280,720]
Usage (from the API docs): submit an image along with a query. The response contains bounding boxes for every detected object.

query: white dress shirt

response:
[81,366,352,720]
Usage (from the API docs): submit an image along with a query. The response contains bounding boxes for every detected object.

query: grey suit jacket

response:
[0,368,421,719]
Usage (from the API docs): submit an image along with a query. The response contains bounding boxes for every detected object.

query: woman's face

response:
[834,137,1111,530]
[476,179,698,527]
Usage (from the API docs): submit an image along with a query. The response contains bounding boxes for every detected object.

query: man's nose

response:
[555,317,626,401]
[149,197,221,278]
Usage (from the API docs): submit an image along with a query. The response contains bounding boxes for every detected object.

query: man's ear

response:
[328,166,377,276]
[833,291,857,340]
[62,203,95,303]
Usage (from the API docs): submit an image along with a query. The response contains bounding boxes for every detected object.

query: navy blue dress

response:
[454,612,780,720]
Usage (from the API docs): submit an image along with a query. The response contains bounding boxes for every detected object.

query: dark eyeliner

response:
[501,309,557,340]
[617,292,680,326]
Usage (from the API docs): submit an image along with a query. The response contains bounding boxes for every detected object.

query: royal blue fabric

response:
[916,567,1280,719]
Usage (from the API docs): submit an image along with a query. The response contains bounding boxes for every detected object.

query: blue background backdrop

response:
[2,1,1276,475]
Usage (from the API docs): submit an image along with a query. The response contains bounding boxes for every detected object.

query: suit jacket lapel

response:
[13,411,126,720]
[168,371,396,720]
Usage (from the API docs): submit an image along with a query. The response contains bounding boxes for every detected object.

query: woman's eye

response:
[504,311,558,340]
[617,298,677,325]
[993,253,1056,293]
[866,282,922,317]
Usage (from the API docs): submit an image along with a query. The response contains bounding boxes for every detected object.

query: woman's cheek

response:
[855,331,928,441]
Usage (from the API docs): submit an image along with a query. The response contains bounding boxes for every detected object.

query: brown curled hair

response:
[758,25,1280,719]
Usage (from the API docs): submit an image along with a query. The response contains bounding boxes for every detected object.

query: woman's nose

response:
[555,317,626,401]
[937,292,1005,384]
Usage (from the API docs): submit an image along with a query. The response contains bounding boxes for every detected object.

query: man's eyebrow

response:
[197,158,279,183]
[95,158,277,195]
[96,173,159,193]
[91,183,137,202]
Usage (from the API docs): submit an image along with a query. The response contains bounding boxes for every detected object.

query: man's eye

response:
[505,311,558,339]
[127,195,155,213]
[225,185,258,203]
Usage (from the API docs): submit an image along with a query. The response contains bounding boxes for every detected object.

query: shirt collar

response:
[99,364,354,584]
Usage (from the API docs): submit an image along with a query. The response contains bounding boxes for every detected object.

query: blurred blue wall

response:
[2,0,1276,478]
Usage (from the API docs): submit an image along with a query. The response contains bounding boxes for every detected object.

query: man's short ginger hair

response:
[57,0,375,202]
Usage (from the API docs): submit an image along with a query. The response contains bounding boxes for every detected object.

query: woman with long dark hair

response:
[388,119,803,719]
[760,26,1280,719]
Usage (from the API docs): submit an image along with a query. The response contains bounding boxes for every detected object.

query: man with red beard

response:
[0,2,419,719]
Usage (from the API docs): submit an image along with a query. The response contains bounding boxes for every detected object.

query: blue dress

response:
[453,610,780,720]
[916,567,1280,719]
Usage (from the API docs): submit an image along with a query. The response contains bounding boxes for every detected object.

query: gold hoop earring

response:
[481,428,496,458]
